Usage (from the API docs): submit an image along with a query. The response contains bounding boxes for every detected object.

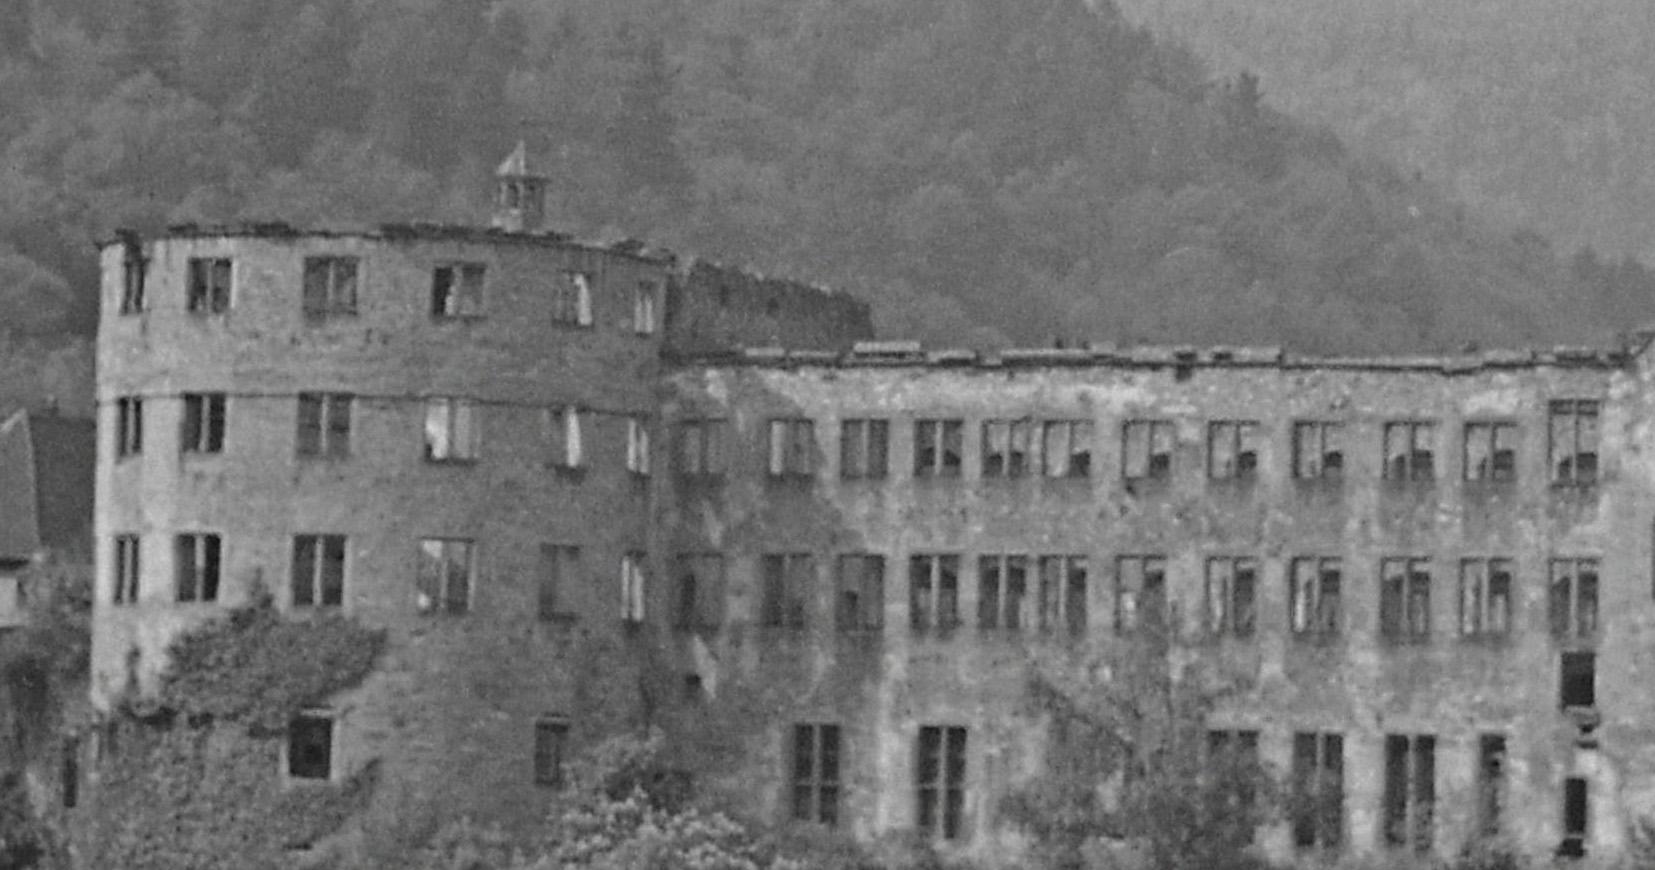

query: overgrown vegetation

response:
[0,0,1652,423]
[74,594,385,870]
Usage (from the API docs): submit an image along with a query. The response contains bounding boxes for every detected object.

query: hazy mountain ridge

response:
[1,0,1651,417]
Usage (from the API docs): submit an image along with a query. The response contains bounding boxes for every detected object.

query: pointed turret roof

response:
[496,140,541,178]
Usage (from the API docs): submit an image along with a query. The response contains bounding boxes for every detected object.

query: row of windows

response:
[118,254,659,333]
[787,723,1591,856]
[112,531,1603,650]
[108,534,646,623]
[676,551,1603,643]
[678,401,1602,485]
[111,394,648,473]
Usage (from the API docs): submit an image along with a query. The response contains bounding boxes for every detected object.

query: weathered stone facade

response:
[86,154,1655,866]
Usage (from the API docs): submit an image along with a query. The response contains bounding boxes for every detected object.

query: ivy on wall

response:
[75,596,386,870]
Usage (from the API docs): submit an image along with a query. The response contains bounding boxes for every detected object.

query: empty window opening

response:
[1122,420,1174,481]
[302,257,359,320]
[1560,652,1595,709]
[292,535,345,608]
[181,392,226,454]
[60,737,78,808]
[792,724,841,826]
[914,419,963,478]
[836,554,884,632]
[1550,400,1600,485]
[120,240,147,314]
[1292,421,1344,480]
[841,418,889,480]
[633,281,658,335]
[296,393,352,458]
[1384,421,1437,481]
[186,257,232,314]
[1464,422,1518,482]
[113,534,140,605]
[1290,557,1341,637]
[626,417,651,475]
[1478,735,1506,838]
[768,418,815,478]
[539,544,581,622]
[917,725,967,840]
[981,419,1032,478]
[1293,733,1344,850]
[1380,558,1431,641]
[910,554,960,633]
[174,533,221,603]
[1550,558,1599,640]
[620,552,647,623]
[416,538,473,615]
[431,262,486,317]
[674,553,723,631]
[978,555,1028,631]
[1460,559,1513,638]
[761,554,813,629]
[1383,734,1436,852]
[1115,555,1167,634]
[534,718,568,788]
[555,272,594,326]
[287,712,333,781]
[676,419,726,477]
[423,397,479,462]
[1208,421,1260,481]
[1205,557,1257,638]
[1037,555,1088,634]
[115,396,143,458]
[1560,777,1588,858]
[1207,729,1261,822]
[544,406,584,469]
[1042,420,1093,478]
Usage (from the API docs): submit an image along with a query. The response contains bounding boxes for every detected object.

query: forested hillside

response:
[1112,0,1655,266]
[1,0,1651,417]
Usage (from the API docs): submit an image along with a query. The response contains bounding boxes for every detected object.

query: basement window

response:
[431,262,486,318]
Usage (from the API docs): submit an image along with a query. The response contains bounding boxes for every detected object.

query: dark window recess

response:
[1560,777,1588,858]
[1208,421,1260,480]
[1041,420,1093,478]
[287,713,333,780]
[1549,400,1600,485]
[835,554,884,632]
[1205,557,1257,638]
[768,419,815,478]
[1383,734,1436,852]
[1122,420,1174,480]
[296,393,352,458]
[981,419,1031,478]
[61,737,78,808]
[1380,558,1431,641]
[1478,735,1506,838]
[1292,732,1343,850]
[181,392,226,454]
[978,555,1028,631]
[1464,422,1517,482]
[917,725,967,840]
[914,419,963,478]
[1292,421,1344,480]
[1460,559,1513,638]
[1561,652,1596,709]
[676,419,726,477]
[431,262,486,317]
[1207,730,1261,825]
[909,555,960,633]
[841,419,889,479]
[534,719,568,788]
[301,257,359,319]
[1549,559,1599,640]
[1290,557,1341,637]
[186,257,232,313]
[113,534,141,605]
[292,535,345,608]
[1383,422,1437,481]
[116,396,143,458]
[792,724,841,826]
[120,238,147,314]
[174,533,221,603]
[1035,555,1087,634]
[761,554,812,629]
[539,544,581,622]
[1115,555,1167,634]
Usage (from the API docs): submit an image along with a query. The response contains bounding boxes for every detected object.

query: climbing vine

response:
[75,595,385,870]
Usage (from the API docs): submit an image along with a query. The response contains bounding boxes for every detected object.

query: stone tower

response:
[491,140,547,233]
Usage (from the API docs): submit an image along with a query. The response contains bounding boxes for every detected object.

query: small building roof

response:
[496,140,541,178]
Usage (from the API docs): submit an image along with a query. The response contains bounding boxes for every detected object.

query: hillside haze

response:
[2,0,1653,417]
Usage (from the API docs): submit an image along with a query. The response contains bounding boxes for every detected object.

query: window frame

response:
[913,419,964,479]
[1291,421,1345,481]
[544,406,584,470]
[909,554,961,633]
[674,552,724,631]
[1549,400,1601,486]
[416,537,474,616]
[430,261,487,319]
[761,553,813,630]
[291,534,346,608]
[835,554,884,632]
[1040,420,1094,479]
[1207,420,1261,482]
[1036,554,1088,635]
[1122,420,1174,482]
[1289,557,1341,639]
[791,723,842,826]
[113,534,140,605]
[301,256,360,320]
[174,532,222,603]
[286,710,335,782]
[180,392,227,455]
[916,725,967,841]
[534,717,570,788]
[1382,421,1438,482]
[840,418,890,480]
[1380,557,1432,642]
[1548,557,1599,642]
[620,551,647,624]
[1114,554,1167,634]
[767,418,815,479]
[115,396,143,459]
[626,416,652,476]
[186,257,233,314]
[554,271,595,327]
[981,419,1032,479]
[296,392,353,458]
[1458,558,1513,640]
[1204,556,1258,638]
[1462,421,1518,483]
[675,418,726,479]
[120,243,147,314]
[1382,733,1436,853]
[633,280,658,335]
[1292,731,1344,851]
[423,397,480,463]
[977,554,1029,632]
[539,543,582,623]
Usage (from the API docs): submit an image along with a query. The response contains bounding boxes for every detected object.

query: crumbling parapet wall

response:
[662,346,1655,866]
[664,260,873,356]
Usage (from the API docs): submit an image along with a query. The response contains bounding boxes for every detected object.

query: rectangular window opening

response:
[431,262,486,318]
[291,534,346,608]
[287,712,334,781]
[302,257,359,320]
[534,718,569,788]
[539,544,582,622]
[792,723,842,826]
[917,725,967,840]
[841,419,890,480]
[1292,421,1344,480]
[909,554,961,633]
[835,554,884,632]
[187,257,232,314]
[1383,422,1437,481]
[174,533,222,603]
[1123,420,1174,481]
[1550,400,1600,486]
[424,397,480,462]
[181,392,227,454]
[1208,421,1260,481]
[1290,557,1341,637]
[761,554,813,629]
[416,538,473,615]
[914,419,964,478]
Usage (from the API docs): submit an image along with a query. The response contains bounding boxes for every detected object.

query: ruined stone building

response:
[86,148,1655,865]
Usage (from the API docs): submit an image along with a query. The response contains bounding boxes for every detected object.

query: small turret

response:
[491,141,547,232]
